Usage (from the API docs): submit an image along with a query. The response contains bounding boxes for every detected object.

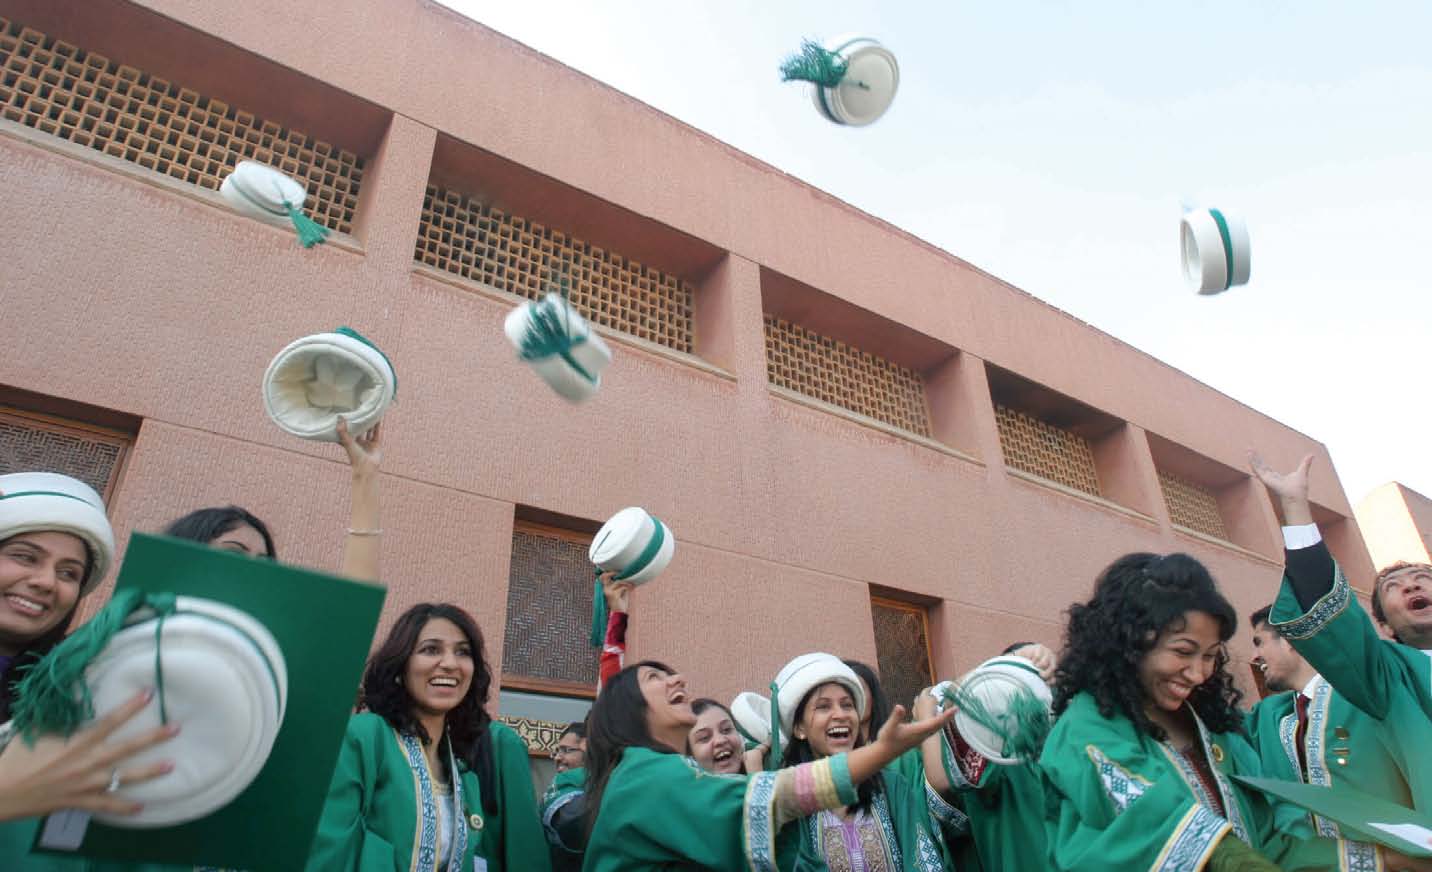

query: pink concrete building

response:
[1356,482,1432,570]
[0,0,1374,766]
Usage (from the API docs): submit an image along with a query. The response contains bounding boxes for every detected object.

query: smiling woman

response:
[1040,552,1339,872]
[306,603,551,872]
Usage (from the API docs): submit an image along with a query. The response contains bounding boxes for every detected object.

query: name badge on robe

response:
[473,860,488,872]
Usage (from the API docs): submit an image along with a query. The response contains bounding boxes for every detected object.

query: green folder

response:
[1234,775,1432,858]
[32,533,386,871]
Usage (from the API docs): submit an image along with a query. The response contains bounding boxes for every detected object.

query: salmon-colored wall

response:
[1356,483,1432,571]
[0,0,1373,708]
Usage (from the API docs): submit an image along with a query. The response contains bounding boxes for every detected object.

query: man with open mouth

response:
[1251,452,1432,850]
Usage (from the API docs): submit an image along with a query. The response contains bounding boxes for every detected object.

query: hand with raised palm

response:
[1248,452,1314,526]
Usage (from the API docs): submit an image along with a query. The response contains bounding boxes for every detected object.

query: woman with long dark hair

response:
[1041,552,1334,871]
[307,602,549,871]
[774,654,951,872]
[581,659,953,871]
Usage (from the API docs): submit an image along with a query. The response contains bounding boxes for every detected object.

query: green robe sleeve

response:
[583,748,856,872]
[1270,562,1431,721]
[305,715,406,872]
[484,721,552,872]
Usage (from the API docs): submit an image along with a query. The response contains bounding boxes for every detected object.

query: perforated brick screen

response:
[1159,471,1228,540]
[416,186,695,353]
[0,18,363,234]
[764,316,932,436]
[502,527,597,687]
[0,409,128,500]
[994,405,1101,497]
[870,598,935,716]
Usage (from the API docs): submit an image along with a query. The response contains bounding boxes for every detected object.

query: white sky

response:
[443,0,1431,506]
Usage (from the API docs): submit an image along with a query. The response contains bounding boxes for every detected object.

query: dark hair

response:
[583,660,678,837]
[1248,605,1273,632]
[0,534,87,719]
[685,698,742,765]
[360,603,498,814]
[842,659,892,733]
[164,506,277,558]
[780,680,881,812]
[1372,562,1429,632]
[560,721,587,741]
[1053,552,1244,740]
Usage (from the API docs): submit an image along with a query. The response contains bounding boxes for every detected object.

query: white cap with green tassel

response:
[935,655,1052,766]
[10,589,288,826]
[219,161,330,248]
[504,280,612,403]
[780,36,900,127]
[262,327,397,442]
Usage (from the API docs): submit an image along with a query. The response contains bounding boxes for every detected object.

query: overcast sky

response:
[443,0,1431,507]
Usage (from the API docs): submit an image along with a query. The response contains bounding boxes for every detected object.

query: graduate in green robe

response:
[1040,551,1339,872]
[1248,455,1432,872]
[541,721,589,872]
[1246,603,1412,870]
[917,643,1057,872]
[580,659,956,871]
[0,472,174,871]
[772,654,951,872]
[307,602,550,872]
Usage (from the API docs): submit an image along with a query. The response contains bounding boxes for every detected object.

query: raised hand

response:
[873,704,956,756]
[1248,452,1314,525]
[601,571,633,614]
[1009,643,1057,682]
[337,418,383,480]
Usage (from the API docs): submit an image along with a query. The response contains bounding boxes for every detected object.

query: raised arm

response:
[598,572,631,689]
[337,419,382,584]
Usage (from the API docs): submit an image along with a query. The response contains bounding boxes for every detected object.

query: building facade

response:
[0,0,1375,768]
[1356,482,1432,570]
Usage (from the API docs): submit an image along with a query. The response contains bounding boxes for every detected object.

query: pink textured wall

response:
[0,0,1373,709]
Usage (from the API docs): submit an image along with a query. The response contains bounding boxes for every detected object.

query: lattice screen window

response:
[994,405,1101,497]
[0,407,129,500]
[502,523,598,693]
[1158,472,1228,540]
[870,597,936,717]
[416,186,695,353]
[498,715,569,758]
[765,316,932,436]
[0,18,363,234]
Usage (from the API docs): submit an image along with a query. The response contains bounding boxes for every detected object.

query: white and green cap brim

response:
[503,293,612,404]
[262,329,397,442]
[86,595,288,827]
[219,161,309,228]
[950,655,1053,765]
[1181,207,1251,295]
[730,691,772,747]
[0,472,114,594]
[589,507,674,586]
[774,652,867,738]
[812,36,899,127]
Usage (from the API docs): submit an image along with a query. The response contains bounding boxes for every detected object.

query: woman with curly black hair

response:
[1041,552,1335,872]
[307,603,550,871]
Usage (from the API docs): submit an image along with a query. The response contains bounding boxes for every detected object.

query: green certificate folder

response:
[33,533,386,871]
[1234,775,1432,858]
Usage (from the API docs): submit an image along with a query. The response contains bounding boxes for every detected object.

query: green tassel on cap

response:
[938,682,1051,763]
[12,589,178,742]
[588,569,607,648]
[518,270,597,384]
[779,39,849,87]
[766,681,781,772]
[284,200,330,248]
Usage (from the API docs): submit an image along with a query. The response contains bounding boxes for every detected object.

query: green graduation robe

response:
[1247,676,1412,871]
[306,712,550,872]
[1270,561,1432,818]
[1041,692,1334,872]
[582,746,857,872]
[778,765,952,872]
[540,766,585,872]
[934,729,1046,872]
